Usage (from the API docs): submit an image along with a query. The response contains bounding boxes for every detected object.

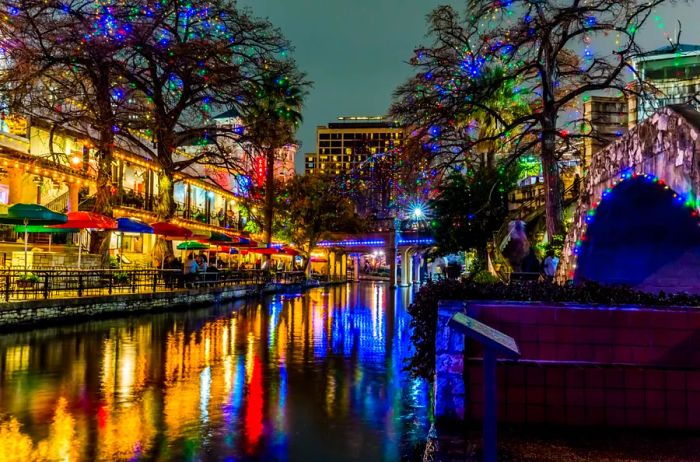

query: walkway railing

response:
[0,268,307,302]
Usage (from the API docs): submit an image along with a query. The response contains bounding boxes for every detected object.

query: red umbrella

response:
[51,211,117,230]
[282,247,300,256]
[151,222,193,240]
[249,247,281,255]
[50,212,117,268]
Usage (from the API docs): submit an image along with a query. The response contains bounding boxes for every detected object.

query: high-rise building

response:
[305,116,404,175]
[306,116,405,216]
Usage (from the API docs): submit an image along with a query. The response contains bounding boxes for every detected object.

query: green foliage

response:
[112,271,129,284]
[408,280,700,380]
[471,270,499,284]
[429,164,518,255]
[18,272,40,284]
[276,175,361,261]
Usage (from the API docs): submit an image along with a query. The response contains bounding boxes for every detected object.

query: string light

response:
[568,171,699,279]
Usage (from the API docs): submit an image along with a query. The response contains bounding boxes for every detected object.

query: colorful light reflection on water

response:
[0,283,429,461]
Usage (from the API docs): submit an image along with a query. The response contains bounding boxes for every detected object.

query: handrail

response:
[0,268,308,303]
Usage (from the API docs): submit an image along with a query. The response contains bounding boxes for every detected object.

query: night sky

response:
[239,0,700,173]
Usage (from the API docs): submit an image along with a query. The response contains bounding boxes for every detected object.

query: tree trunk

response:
[156,172,176,220]
[541,128,563,240]
[155,172,175,260]
[89,119,114,266]
[263,147,275,251]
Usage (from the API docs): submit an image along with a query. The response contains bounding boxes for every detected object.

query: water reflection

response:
[0,283,428,461]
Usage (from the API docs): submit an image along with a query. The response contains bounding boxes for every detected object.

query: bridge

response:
[317,218,435,287]
[558,105,700,294]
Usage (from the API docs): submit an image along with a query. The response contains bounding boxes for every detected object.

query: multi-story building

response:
[582,96,629,167]
[0,108,290,266]
[306,116,405,216]
[630,43,700,126]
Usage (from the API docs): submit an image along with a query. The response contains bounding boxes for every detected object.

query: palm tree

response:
[239,71,305,248]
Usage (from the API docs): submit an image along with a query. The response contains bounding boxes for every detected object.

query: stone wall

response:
[435,300,700,429]
[0,286,255,328]
[559,105,700,292]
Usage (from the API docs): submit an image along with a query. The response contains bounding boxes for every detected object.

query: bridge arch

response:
[559,105,700,293]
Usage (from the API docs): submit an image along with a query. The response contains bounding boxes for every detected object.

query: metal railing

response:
[0,268,306,302]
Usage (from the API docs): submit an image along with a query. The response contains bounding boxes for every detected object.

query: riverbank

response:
[0,279,333,330]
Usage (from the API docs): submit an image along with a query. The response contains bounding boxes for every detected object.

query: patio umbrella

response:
[51,211,118,268]
[206,231,233,244]
[13,225,79,252]
[0,204,67,271]
[115,218,153,268]
[282,247,300,256]
[176,241,209,250]
[117,217,153,234]
[203,232,235,267]
[151,222,193,240]
[249,247,282,255]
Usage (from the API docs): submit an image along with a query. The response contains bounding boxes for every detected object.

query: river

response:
[0,282,429,461]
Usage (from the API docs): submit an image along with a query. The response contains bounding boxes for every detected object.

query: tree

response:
[393,1,666,238]
[236,71,306,249]
[430,164,517,259]
[111,0,300,222]
[276,175,361,274]
[0,1,139,256]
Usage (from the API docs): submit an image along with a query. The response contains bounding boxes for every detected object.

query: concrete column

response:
[68,181,81,212]
[340,254,347,281]
[413,253,422,285]
[400,248,413,287]
[328,251,336,280]
[352,255,360,282]
[8,166,23,204]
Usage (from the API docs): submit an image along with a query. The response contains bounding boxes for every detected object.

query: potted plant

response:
[17,272,40,288]
[112,271,130,285]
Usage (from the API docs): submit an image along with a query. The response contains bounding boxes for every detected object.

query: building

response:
[0,110,274,266]
[212,109,296,185]
[306,116,405,216]
[582,96,628,167]
[630,44,700,126]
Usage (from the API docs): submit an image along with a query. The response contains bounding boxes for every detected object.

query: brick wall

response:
[435,301,700,429]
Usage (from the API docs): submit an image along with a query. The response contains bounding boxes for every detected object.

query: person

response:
[183,253,199,287]
[276,259,284,272]
[163,255,176,288]
[543,250,559,282]
[261,258,270,272]
[198,253,208,273]
[363,260,370,274]
[522,248,540,274]
[572,173,581,196]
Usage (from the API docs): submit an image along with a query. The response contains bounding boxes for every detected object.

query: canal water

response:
[0,283,429,461]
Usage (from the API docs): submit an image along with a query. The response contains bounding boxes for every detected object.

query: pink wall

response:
[461,302,700,429]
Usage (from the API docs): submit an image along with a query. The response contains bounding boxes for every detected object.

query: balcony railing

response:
[0,268,306,302]
[80,190,242,230]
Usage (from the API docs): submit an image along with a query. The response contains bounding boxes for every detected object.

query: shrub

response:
[18,272,40,284]
[407,280,700,380]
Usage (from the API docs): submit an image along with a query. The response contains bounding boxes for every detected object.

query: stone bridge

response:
[559,105,700,293]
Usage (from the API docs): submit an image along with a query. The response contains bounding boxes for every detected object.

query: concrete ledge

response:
[0,285,259,330]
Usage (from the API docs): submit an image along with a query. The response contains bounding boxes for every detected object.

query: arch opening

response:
[575,176,700,293]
